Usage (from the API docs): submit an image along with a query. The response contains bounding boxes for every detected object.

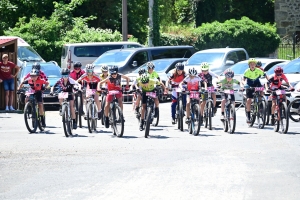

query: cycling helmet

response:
[224,69,234,78]
[86,64,95,71]
[256,61,262,67]
[200,62,209,70]
[188,68,198,76]
[175,62,184,70]
[138,68,146,75]
[248,58,257,64]
[61,68,70,76]
[32,62,41,70]
[30,69,40,76]
[109,65,118,74]
[140,74,150,83]
[101,65,108,72]
[146,62,155,69]
[274,66,283,74]
[74,62,82,69]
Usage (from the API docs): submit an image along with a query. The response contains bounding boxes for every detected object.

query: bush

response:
[160,17,280,57]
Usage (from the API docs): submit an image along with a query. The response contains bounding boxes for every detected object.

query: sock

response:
[221,112,224,115]
[73,119,76,123]
[247,111,251,118]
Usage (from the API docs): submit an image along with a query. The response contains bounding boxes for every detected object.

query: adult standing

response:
[0,54,20,111]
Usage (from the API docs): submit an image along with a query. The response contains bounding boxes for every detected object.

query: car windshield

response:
[266,62,289,76]
[93,51,132,65]
[279,60,300,74]
[222,62,267,75]
[133,60,174,73]
[186,53,224,67]
[18,46,44,62]
[23,65,61,78]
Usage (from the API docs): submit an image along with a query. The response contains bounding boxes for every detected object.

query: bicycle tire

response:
[280,102,289,134]
[86,103,93,133]
[204,104,208,129]
[192,103,201,136]
[249,102,256,127]
[208,102,212,130]
[177,103,180,130]
[257,101,266,129]
[77,94,83,128]
[24,102,38,133]
[101,95,106,125]
[274,105,280,132]
[37,104,45,131]
[92,104,97,131]
[113,104,124,137]
[145,107,152,138]
[228,104,236,134]
[62,105,71,137]
[223,106,229,133]
[288,99,300,122]
[179,99,184,131]
[152,108,159,127]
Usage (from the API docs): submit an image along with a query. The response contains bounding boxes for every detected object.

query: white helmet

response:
[188,68,198,76]
[86,64,95,71]
[101,65,108,72]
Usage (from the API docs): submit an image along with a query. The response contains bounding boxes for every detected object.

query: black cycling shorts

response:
[221,93,235,101]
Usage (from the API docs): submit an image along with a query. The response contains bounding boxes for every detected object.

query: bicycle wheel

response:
[37,104,45,131]
[152,108,159,127]
[207,102,213,130]
[288,99,300,122]
[228,104,236,134]
[249,102,256,127]
[179,99,184,131]
[192,104,201,136]
[257,101,266,129]
[76,94,83,128]
[280,102,289,134]
[145,107,152,138]
[24,102,38,133]
[223,107,229,133]
[177,103,180,130]
[92,105,98,131]
[62,105,72,137]
[113,104,124,137]
[86,103,93,133]
[101,95,106,125]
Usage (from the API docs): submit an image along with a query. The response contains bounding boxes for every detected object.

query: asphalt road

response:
[1,102,300,200]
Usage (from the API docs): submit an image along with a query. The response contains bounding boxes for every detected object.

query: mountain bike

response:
[57,92,75,137]
[144,90,159,138]
[74,90,83,128]
[20,88,45,133]
[272,89,290,133]
[175,88,185,131]
[203,86,215,130]
[85,89,98,133]
[288,97,300,122]
[187,90,201,136]
[107,90,124,137]
[219,89,236,134]
[245,86,266,129]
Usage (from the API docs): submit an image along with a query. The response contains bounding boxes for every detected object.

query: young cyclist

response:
[131,68,147,115]
[167,62,187,124]
[217,69,243,120]
[179,68,202,124]
[99,65,109,81]
[17,69,49,127]
[98,65,130,128]
[50,69,81,129]
[243,58,265,123]
[137,73,167,131]
[77,64,102,119]
[265,66,294,125]
[199,62,219,118]
[23,62,48,81]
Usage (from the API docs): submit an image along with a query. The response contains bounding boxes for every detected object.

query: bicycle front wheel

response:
[288,99,300,122]
[145,107,152,138]
[280,102,289,134]
[249,102,256,127]
[206,102,213,130]
[101,95,106,125]
[257,101,266,129]
[228,104,236,134]
[113,104,124,137]
[24,102,38,133]
[62,105,72,137]
[192,103,201,136]
[86,103,93,133]
[179,99,184,131]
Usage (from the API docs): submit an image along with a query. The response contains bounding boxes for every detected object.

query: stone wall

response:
[275,0,300,40]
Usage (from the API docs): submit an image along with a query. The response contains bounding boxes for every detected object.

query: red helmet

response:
[274,66,283,74]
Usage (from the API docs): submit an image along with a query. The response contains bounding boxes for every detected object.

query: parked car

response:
[92,46,195,75]
[216,58,288,104]
[185,47,249,75]
[16,62,62,109]
[125,58,188,102]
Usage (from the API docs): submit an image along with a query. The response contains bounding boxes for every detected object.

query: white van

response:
[0,36,45,66]
[61,42,143,69]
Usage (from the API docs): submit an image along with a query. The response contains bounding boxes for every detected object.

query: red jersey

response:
[169,72,186,86]
[23,77,48,91]
[268,74,289,89]
[70,69,85,80]
[0,61,16,80]
[107,74,122,91]
[79,74,100,90]
[24,70,48,81]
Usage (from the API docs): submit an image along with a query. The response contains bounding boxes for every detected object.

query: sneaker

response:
[154,108,159,118]
[98,110,102,120]
[59,109,62,116]
[9,106,15,111]
[185,118,190,124]
[135,107,139,114]
[271,117,275,125]
[5,106,9,111]
[84,115,87,120]
[172,118,175,124]
[246,117,251,123]
[80,110,85,116]
[73,122,77,129]
[139,120,144,131]
[105,116,109,128]
[41,116,46,127]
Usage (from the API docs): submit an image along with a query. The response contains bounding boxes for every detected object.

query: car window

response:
[228,62,249,75]
[130,51,149,67]
[61,46,68,59]
[225,52,238,64]
[74,45,123,57]
[18,46,44,62]
[93,51,132,65]
[263,61,285,72]
[282,59,300,74]
[187,53,224,66]
[127,45,143,48]
[22,65,61,78]
[236,50,247,62]
[151,48,193,60]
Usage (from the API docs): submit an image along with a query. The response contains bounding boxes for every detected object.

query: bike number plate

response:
[174,88,182,92]
[276,90,286,95]
[146,92,156,98]
[86,89,96,96]
[207,86,214,93]
[25,88,35,96]
[109,90,120,95]
[255,87,264,91]
[224,89,234,94]
[190,91,199,99]
[58,92,68,99]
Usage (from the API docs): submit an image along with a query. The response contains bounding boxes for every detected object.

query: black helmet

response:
[74,62,82,68]
[61,68,70,76]
[30,69,40,76]
[138,68,146,75]
[32,62,41,70]
[256,61,262,67]
[175,62,184,70]
[109,65,118,74]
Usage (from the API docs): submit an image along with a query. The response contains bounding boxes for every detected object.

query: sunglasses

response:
[2,57,8,59]
[202,70,208,72]
[276,73,282,76]
[30,75,37,78]
[74,67,81,70]
[62,75,69,78]
[87,70,93,73]
[111,73,117,75]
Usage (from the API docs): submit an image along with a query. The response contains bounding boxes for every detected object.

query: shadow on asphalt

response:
[46,126,61,128]
[233,131,257,134]
[285,132,300,135]
[117,136,139,139]
[38,130,56,134]
[71,134,89,137]
[149,135,169,139]
[199,134,218,137]
[0,116,11,118]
